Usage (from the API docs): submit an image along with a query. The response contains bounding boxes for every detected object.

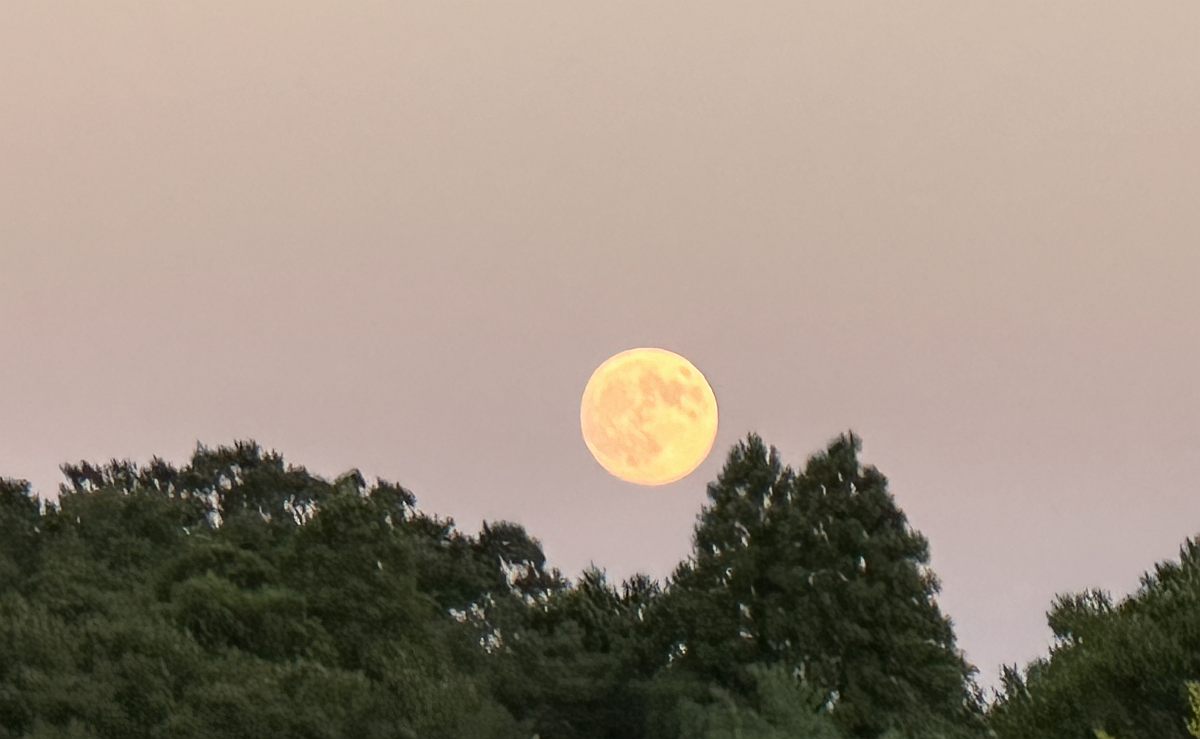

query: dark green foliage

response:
[665,664,844,739]
[651,433,981,737]
[991,540,1200,739]
[0,478,40,583]
[0,434,987,738]
[0,445,526,739]
[488,567,655,738]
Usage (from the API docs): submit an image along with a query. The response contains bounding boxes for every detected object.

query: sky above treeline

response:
[2,2,1198,689]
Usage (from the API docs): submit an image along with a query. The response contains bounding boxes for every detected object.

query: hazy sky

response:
[3,2,1198,689]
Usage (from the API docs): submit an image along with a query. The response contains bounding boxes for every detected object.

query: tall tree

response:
[653,433,981,737]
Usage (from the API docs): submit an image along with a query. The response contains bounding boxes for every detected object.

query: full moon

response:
[580,348,719,486]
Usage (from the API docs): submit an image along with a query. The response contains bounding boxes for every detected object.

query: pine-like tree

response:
[654,433,980,737]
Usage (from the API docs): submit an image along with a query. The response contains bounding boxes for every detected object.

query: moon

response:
[580,348,719,486]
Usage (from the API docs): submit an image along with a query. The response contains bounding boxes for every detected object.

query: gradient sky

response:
[3,2,1198,690]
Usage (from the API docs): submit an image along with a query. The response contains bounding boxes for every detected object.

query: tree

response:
[653,433,981,737]
[0,435,990,739]
[489,567,655,739]
[667,664,845,739]
[992,540,1200,739]
[0,478,41,585]
[0,445,528,739]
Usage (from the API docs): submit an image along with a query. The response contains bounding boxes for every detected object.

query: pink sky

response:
[3,2,1198,689]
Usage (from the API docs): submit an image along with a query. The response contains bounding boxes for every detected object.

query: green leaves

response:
[992,542,1200,739]
[0,445,529,739]
[1186,682,1200,738]
[666,665,843,739]
[654,433,980,737]
[0,435,991,739]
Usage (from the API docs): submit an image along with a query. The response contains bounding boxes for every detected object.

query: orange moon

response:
[580,348,719,486]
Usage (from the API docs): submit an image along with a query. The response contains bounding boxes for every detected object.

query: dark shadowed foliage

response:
[18,433,1167,738]
[990,539,1200,739]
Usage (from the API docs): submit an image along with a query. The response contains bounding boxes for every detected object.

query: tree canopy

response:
[991,539,1200,739]
[3,432,1194,738]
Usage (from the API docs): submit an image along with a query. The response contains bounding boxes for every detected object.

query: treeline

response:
[0,433,1197,738]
